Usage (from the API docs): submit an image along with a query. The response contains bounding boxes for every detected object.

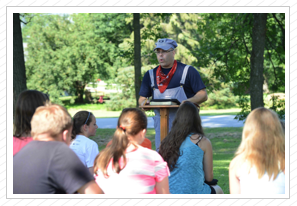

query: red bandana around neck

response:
[156,60,177,93]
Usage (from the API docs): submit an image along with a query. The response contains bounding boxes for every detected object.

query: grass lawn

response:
[90,126,243,194]
[66,103,241,118]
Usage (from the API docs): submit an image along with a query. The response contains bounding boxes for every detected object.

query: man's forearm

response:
[138,96,147,106]
[186,89,208,105]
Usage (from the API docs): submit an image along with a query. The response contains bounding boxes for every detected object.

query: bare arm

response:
[138,96,147,106]
[155,176,170,194]
[182,88,208,105]
[77,180,104,194]
[139,96,151,111]
[200,137,214,182]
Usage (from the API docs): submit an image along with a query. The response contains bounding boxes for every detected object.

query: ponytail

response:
[94,108,147,176]
[94,127,129,176]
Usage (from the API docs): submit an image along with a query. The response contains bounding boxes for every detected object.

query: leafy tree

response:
[22,12,283,117]
[193,13,285,119]
[89,13,132,78]
[106,65,153,111]
[113,13,238,110]
[23,13,129,104]
[109,13,173,108]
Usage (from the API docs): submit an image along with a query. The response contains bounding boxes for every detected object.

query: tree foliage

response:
[193,13,285,119]
[20,13,285,118]
[23,13,129,104]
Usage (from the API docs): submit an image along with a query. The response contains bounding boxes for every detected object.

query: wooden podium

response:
[139,105,180,143]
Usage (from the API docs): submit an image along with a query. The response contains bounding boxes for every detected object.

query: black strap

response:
[195,135,203,146]
[205,179,218,186]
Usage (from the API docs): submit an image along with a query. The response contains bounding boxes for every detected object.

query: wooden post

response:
[160,108,169,142]
[139,105,179,145]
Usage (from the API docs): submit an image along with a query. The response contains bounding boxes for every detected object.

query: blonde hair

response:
[31,103,73,139]
[235,107,285,180]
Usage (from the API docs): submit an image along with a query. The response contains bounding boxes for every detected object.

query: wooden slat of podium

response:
[139,105,179,144]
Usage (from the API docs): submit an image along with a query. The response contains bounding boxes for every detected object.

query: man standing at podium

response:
[138,38,208,151]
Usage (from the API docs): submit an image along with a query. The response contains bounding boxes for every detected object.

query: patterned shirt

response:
[169,135,211,194]
[95,146,170,194]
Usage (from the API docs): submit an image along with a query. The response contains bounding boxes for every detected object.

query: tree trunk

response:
[250,13,267,111]
[133,13,141,107]
[74,81,85,103]
[13,13,27,119]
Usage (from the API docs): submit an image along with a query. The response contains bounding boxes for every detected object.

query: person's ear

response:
[142,129,147,136]
[62,129,71,146]
[82,124,87,131]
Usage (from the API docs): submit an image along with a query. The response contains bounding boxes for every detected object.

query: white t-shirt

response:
[70,135,99,168]
[239,162,285,194]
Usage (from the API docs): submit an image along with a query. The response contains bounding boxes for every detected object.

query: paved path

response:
[96,115,244,129]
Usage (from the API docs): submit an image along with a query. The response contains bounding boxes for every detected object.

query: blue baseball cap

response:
[154,38,178,51]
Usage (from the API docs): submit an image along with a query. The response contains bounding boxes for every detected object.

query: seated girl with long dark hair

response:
[13,90,49,156]
[159,101,223,194]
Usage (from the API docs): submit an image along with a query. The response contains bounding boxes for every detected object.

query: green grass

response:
[65,103,122,118]
[199,108,241,116]
[66,103,241,118]
[90,127,243,194]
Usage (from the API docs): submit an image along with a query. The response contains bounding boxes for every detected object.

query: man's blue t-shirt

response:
[139,62,206,99]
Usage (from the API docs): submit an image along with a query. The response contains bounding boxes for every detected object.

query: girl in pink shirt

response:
[13,90,49,156]
[13,137,33,156]
[94,108,170,194]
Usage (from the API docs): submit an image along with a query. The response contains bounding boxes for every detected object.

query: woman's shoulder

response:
[13,136,33,142]
[85,138,99,148]
[229,155,245,175]
[76,135,96,143]
[189,134,211,149]
[13,136,33,147]
[138,145,157,154]
[137,146,165,161]
[199,136,211,147]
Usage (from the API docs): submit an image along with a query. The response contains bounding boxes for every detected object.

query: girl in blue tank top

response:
[159,102,223,194]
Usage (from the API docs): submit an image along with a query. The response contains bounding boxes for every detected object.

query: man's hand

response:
[138,96,151,111]
[139,96,147,106]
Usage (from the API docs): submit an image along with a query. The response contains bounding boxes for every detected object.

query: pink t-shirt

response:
[13,136,33,156]
[95,146,170,194]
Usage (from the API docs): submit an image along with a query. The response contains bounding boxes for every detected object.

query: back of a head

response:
[171,101,203,135]
[117,108,147,137]
[31,103,72,139]
[72,111,94,139]
[95,108,147,176]
[14,90,49,137]
[159,101,203,171]
[237,107,285,179]
[242,107,284,147]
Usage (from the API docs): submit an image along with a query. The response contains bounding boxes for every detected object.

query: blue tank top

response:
[169,134,211,194]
